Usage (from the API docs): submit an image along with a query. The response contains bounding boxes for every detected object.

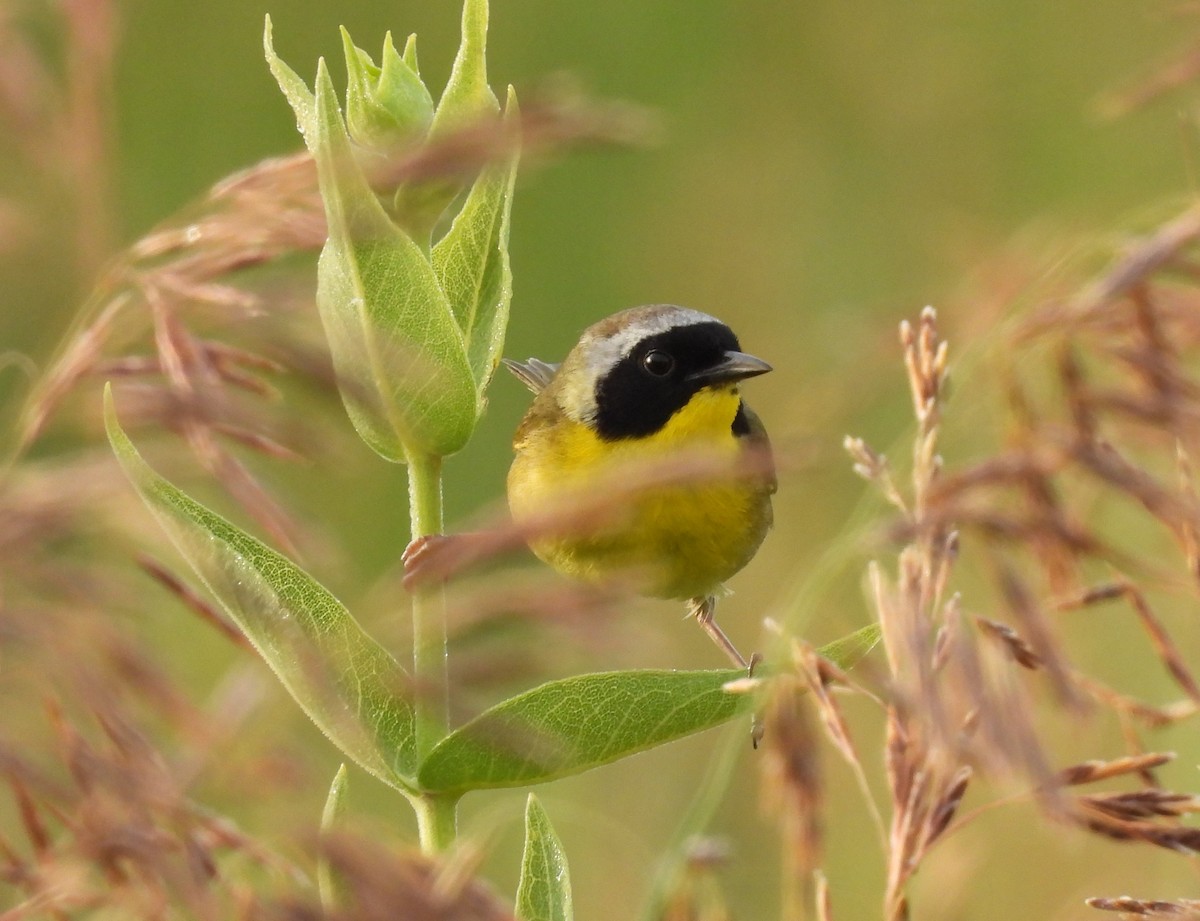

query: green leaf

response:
[401,33,420,73]
[311,57,478,461]
[395,0,500,241]
[417,669,749,793]
[432,85,519,397]
[318,765,350,913]
[264,16,316,140]
[430,0,499,136]
[321,764,350,833]
[417,625,881,794]
[817,623,881,671]
[341,28,433,153]
[516,796,573,921]
[104,387,419,787]
[267,20,479,461]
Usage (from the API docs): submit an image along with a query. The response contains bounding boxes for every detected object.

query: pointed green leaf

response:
[309,58,478,461]
[401,33,420,74]
[417,669,748,793]
[432,86,519,397]
[264,16,316,140]
[318,765,350,913]
[342,28,433,153]
[417,625,881,794]
[104,387,418,786]
[516,796,573,921]
[395,0,500,241]
[321,764,350,833]
[430,0,499,137]
[817,622,881,670]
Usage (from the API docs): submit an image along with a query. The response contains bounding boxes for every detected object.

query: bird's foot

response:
[401,534,454,590]
[687,595,753,670]
[746,651,762,678]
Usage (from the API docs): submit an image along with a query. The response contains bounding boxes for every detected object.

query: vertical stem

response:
[413,792,460,853]
[407,448,448,759]
[406,448,456,852]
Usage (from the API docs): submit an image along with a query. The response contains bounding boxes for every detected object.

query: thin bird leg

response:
[687,595,749,669]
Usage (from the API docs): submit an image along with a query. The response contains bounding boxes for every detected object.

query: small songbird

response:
[504,304,775,668]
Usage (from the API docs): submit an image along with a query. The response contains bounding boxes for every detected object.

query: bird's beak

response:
[688,350,773,385]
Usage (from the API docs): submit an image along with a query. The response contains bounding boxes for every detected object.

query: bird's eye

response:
[641,349,675,377]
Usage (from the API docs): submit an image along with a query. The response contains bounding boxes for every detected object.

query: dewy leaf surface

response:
[432,86,519,397]
[104,387,418,787]
[341,28,433,152]
[418,625,881,794]
[516,796,573,921]
[263,17,316,140]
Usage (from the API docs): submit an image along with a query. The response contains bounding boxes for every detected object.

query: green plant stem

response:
[406,448,455,851]
[412,792,460,853]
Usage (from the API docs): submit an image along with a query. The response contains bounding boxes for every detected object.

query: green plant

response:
[100,1,877,914]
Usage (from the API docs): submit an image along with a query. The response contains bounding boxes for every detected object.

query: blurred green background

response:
[3,0,1196,918]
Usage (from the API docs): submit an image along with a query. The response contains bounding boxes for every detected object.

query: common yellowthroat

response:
[504,304,775,668]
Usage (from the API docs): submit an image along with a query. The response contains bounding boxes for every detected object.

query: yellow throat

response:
[508,385,771,600]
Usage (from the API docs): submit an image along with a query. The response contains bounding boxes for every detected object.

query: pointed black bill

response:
[687,350,773,386]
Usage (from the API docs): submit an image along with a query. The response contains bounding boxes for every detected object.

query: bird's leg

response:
[687,595,749,670]
[688,596,766,747]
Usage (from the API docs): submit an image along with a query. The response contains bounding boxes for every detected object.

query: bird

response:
[503,304,775,669]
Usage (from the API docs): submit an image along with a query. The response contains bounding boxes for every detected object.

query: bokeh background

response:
[1,0,1196,918]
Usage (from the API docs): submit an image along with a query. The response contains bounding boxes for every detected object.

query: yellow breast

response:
[508,387,772,600]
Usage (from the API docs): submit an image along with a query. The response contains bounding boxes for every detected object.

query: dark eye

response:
[641,349,675,377]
